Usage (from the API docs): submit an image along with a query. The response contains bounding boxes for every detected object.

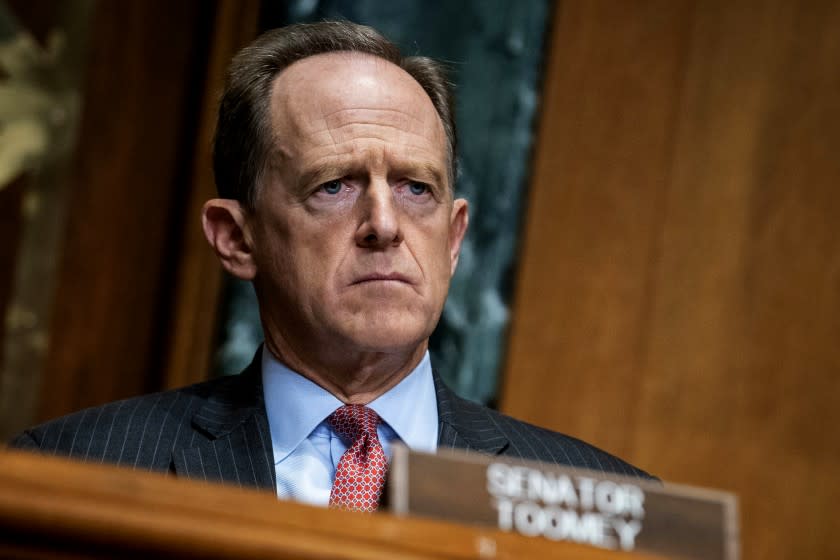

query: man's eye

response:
[319,180,343,195]
[408,182,429,195]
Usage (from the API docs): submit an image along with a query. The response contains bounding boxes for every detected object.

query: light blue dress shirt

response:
[261,348,439,506]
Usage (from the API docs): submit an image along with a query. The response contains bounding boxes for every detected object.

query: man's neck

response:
[263,336,428,405]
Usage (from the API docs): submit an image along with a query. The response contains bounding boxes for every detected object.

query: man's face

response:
[248,52,468,361]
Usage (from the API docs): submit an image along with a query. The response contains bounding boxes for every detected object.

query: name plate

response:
[388,446,739,560]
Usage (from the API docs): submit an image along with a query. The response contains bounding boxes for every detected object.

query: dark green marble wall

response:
[215,0,551,404]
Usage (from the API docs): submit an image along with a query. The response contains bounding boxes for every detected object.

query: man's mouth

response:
[351,272,412,285]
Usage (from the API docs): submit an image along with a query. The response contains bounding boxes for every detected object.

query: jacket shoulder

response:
[7,376,235,471]
[449,394,655,480]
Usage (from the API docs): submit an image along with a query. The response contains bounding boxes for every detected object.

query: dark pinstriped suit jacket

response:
[9,354,652,488]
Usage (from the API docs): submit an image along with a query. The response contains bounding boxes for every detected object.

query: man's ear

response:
[448,198,469,276]
[202,199,257,280]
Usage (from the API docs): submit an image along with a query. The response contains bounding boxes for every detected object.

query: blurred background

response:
[1,1,838,559]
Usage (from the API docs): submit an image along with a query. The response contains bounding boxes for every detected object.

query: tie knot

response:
[328,404,380,443]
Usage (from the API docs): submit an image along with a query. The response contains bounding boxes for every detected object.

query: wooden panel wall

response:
[32,1,216,423]
[1,1,262,440]
[501,2,840,559]
[161,0,260,390]
[0,180,24,369]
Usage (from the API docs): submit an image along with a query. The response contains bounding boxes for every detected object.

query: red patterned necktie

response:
[328,404,387,512]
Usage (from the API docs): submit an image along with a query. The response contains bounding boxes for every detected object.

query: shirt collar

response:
[367,351,438,454]
[261,347,438,463]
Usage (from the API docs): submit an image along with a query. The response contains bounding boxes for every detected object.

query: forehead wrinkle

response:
[322,107,443,147]
[306,134,445,177]
[321,106,430,128]
[299,143,445,185]
[298,114,445,163]
[274,108,435,160]
[322,123,440,153]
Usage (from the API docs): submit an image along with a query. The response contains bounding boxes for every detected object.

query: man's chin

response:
[337,321,431,355]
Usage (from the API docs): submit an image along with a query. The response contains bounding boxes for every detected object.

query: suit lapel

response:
[433,370,509,456]
[173,354,276,491]
[174,362,504,487]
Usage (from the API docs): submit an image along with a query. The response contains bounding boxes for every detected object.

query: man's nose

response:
[355,180,402,249]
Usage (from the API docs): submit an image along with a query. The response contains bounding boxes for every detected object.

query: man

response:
[10,21,652,510]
